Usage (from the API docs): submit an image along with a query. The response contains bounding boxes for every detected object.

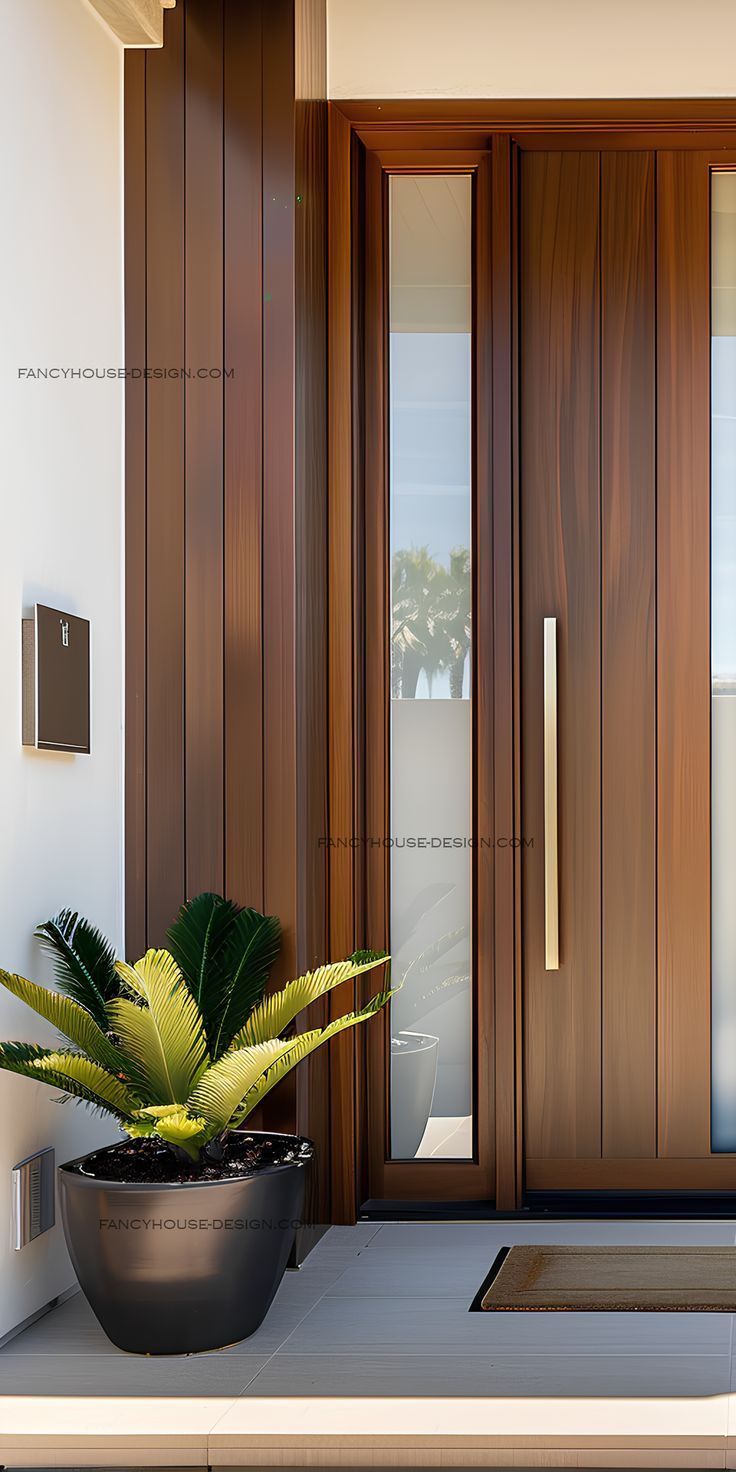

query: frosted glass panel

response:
[388,175,473,1160]
[712,172,736,1150]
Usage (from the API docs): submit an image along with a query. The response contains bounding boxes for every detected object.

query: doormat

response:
[472,1244,736,1312]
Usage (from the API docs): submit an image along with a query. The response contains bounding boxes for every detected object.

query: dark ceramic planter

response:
[58,1131,314,1356]
[390,1030,439,1158]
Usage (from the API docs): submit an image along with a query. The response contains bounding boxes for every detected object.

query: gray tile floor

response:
[2,1219,736,1398]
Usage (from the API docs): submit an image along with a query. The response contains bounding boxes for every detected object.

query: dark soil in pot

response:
[70,1132,307,1184]
[59,1130,314,1356]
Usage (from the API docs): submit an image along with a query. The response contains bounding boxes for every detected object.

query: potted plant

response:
[0,894,391,1355]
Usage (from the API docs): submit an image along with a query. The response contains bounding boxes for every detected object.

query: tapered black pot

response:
[59,1132,314,1355]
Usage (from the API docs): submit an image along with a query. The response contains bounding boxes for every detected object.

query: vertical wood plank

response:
[657,151,711,1158]
[295,0,328,971]
[124,48,147,959]
[145,4,185,944]
[363,148,390,1196]
[473,153,496,1201]
[520,151,602,1161]
[294,0,329,1228]
[262,0,298,1134]
[601,152,657,1158]
[328,103,358,1220]
[490,136,517,1207]
[224,0,264,911]
[184,0,225,899]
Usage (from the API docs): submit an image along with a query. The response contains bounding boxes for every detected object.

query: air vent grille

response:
[13,1148,55,1249]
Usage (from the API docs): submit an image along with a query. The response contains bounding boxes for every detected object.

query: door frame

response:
[328,98,736,1214]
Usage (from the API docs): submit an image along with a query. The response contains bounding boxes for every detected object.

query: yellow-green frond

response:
[108,949,208,1103]
[233,987,395,1124]
[187,1039,298,1135]
[233,954,389,1047]
[31,1051,136,1116]
[125,1105,209,1160]
[0,970,126,1074]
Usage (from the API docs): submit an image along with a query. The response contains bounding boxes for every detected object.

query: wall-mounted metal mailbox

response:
[22,604,90,753]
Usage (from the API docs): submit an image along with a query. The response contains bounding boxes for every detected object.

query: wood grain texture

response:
[184,0,224,898]
[124,48,147,960]
[363,149,391,1196]
[328,104,359,1220]
[520,151,602,1161]
[527,1156,736,1192]
[490,136,517,1208]
[144,3,185,945]
[336,97,736,134]
[656,152,712,1159]
[600,152,656,1158]
[294,0,329,1216]
[473,151,495,1203]
[223,0,264,910]
[259,0,299,1142]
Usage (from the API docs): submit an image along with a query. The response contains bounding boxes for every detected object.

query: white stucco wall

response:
[0,0,123,1340]
[328,0,736,99]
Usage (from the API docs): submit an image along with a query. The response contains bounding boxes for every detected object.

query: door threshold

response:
[360,1191,736,1220]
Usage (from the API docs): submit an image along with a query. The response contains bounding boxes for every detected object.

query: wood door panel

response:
[224,0,264,909]
[600,152,657,1158]
[145,6,185,945]
[656,152,711,1159]
[521,145,713,1188]
[520,152,602,1161]
[184,0,225,898]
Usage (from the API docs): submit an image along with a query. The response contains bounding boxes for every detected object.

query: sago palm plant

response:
[0,895,391,1164]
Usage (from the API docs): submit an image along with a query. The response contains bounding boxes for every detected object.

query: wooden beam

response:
[87,0,173,48]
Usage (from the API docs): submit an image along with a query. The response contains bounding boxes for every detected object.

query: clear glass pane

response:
[711,172,736,1150]
[388,174,473,1160]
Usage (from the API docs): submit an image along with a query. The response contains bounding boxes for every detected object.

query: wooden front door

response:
[328,109,736,1213]
[519,145,722,1193]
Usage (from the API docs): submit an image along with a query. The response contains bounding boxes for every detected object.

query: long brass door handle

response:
[544,617,559,970]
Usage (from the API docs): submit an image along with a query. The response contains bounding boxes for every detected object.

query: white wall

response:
[328,0,736,98]
[0,0,123,1340]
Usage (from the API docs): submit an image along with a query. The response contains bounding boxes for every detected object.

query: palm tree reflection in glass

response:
[391,545,471,701]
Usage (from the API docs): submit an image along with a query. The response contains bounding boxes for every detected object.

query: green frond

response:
[166,893,238,1012]
[0,969,126,1074]
[167,894,281,1059]
[109,950,209,1104]
[232,987,395,1124]
[35,911,118,1030]
[24,1050,135,1117]
[210,907,281,1058]
[0,1041,56,1076]
[233,952,389,1048]
[187,1040,298,1137]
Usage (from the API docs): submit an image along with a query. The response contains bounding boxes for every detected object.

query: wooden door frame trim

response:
[328,120,504,1206]
[332,97,736,135]
[327,102,736,1217]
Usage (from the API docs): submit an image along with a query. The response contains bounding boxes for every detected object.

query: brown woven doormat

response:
[477,1245,736,1312]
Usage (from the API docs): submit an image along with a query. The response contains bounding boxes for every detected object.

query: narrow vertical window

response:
[388,175,473,1160]
[712,172,736,1150]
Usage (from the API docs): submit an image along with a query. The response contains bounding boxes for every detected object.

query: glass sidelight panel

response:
[712,172,736,1150]
[388,175,473,1160]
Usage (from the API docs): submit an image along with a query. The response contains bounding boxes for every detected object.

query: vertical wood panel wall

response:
[124,0,331,1207]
